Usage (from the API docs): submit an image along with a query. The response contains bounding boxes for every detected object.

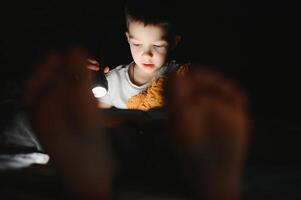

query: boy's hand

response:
[87,58,110,73]
[166,67,250,200]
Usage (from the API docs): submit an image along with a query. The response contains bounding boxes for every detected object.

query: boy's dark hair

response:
[124,0,178,39]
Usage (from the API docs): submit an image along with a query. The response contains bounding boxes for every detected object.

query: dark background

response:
[0,0,299,123]
[0,2,300,199]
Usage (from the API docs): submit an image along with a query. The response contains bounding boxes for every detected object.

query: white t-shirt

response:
[98,61,177,109]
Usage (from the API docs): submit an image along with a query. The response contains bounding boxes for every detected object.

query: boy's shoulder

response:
[105,63,131,78]
[163,61,190,77]
[166,60,179,71]
[165,60,189,73]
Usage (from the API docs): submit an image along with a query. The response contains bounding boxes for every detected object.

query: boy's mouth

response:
[142,63,155,68]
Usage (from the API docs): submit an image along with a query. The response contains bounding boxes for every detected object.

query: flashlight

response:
[92,71,108,98]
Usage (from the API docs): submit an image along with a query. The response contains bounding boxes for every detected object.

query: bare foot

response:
[24,46,113,200]
[166,66,250,200]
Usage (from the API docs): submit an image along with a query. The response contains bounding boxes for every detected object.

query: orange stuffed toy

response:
[127,64,190,111]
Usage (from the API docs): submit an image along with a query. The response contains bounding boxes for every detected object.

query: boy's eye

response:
[154,45,164,48]
[132,43,141,46]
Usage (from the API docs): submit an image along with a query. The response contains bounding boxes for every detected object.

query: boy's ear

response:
[125,32,130,42]
[170,35,181,50]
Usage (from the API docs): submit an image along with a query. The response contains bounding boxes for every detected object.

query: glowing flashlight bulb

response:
[92,86,107,98]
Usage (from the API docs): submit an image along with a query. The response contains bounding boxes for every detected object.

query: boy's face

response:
[126,22,170,73]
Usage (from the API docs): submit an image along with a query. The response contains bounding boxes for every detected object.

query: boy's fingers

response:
[87,65,110,72]
[87,65,100,71]
[103,66,110,73]
[87,58,99,65]
[87,58,110,73]
[87,58,100,71]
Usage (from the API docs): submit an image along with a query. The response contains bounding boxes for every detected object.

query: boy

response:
[96,0,181,110]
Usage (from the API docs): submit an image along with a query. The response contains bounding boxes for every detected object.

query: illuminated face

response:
[126,22,170,73]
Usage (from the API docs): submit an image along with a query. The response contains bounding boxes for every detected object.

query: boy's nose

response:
[141,48,153,58]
